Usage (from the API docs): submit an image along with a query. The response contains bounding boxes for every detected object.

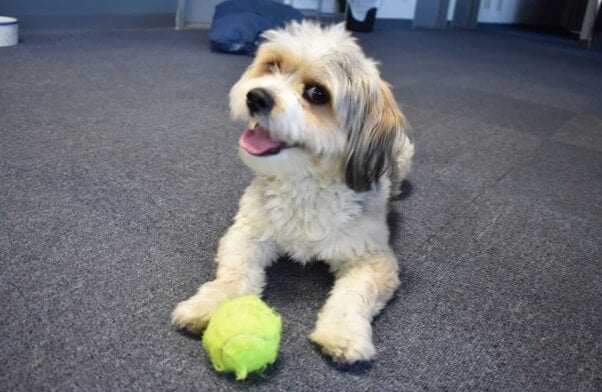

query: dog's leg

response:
[171,222,276,334]
[310,251,399,363]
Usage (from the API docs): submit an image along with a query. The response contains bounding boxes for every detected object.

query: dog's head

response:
[230,21,407,191]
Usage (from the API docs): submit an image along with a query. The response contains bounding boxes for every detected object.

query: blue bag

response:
[209,0,304,54]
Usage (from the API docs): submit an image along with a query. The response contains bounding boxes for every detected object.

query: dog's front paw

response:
[172,280,239,333]
[309,322,376,364]
[171,297,215,334]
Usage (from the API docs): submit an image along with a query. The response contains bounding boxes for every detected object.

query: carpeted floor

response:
[1,24,600,391]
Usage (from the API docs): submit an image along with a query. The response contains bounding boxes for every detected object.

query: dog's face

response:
[230,22,406,191]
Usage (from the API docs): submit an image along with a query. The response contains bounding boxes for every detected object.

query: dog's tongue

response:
[239,126,283,155]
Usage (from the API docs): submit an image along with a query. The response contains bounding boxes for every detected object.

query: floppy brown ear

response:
[344,81,407,192]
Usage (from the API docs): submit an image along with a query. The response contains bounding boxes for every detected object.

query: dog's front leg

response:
[310,251,400,363]
[171,220,276,334]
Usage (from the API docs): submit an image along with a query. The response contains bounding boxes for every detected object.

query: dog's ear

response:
[344,81,407,192]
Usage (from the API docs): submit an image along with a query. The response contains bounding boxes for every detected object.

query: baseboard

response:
[15,13,175,32]
[373,19,413,30]
[477,22,581,36]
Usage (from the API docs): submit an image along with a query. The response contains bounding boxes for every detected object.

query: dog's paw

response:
[171,295,220,334]
[309,325,376,364]
[171,280,238,333]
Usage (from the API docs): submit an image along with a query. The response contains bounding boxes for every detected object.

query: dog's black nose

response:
[246,88,274,114]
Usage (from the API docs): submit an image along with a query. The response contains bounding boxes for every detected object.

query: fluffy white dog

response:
[172,21,414,363]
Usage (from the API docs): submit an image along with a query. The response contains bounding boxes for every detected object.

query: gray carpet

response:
[1,25,600,391]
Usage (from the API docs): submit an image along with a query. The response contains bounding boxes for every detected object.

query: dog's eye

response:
[303,85,329,105]
[266,62,278,73]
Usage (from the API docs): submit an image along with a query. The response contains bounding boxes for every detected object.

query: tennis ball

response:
[202,295,282,380]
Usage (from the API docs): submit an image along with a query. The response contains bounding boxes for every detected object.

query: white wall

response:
[375,0,457,21]
[290,0,565,24]
[1,0,177,15]
[475,0,578,25]
[477,0,521,23]
[376,0,416,19]
[285,0,336,13]
[288,0,416,19]
[447,0,457,20]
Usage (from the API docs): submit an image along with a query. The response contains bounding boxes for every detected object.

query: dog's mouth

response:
[239,124,293,156]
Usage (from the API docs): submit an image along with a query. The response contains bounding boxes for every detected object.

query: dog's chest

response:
[257,179,378,261]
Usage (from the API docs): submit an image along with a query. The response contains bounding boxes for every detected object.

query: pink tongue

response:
[239,126,283,155]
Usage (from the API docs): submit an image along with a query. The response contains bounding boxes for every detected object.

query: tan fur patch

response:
[250,45,299,76]
[305,103,337,131]
[377,82,407,135]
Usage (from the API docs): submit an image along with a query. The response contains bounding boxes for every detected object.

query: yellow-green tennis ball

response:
[202,295,282,380]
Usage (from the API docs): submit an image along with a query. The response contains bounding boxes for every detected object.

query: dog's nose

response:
[246,88,274,114]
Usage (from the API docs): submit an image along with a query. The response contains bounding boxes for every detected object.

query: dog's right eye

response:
[266,62,278,73]
[303,84,329,105]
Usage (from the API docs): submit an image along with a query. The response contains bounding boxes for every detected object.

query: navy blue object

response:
[209,0,304,54]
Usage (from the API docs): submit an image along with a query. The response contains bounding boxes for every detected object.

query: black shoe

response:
[346,7,377,33]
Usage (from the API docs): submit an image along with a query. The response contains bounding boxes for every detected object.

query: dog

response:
[172,21,414,364]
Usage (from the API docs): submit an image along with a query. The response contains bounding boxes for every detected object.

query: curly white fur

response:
[172,21,414,364]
